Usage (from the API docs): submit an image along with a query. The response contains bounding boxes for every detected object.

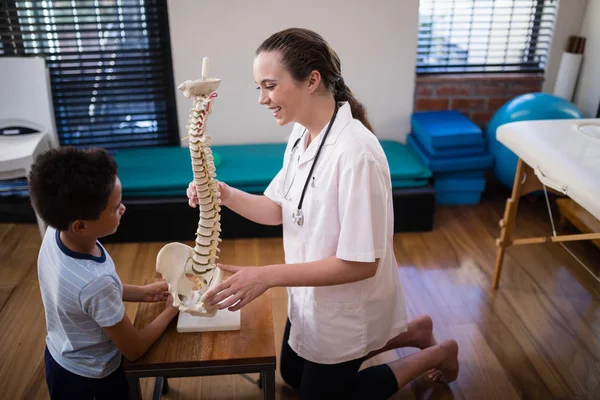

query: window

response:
[0,0,179,149]
[417,0,558,74]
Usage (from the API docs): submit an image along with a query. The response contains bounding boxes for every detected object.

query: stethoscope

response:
[280,104,339,226]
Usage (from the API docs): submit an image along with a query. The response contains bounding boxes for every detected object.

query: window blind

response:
[0,0,178,149]
[417,0,558,74]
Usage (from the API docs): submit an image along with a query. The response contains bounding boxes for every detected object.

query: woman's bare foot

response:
[387,314,436,350]
[387,338,459,389]
[429,339,459,383]
[390,315,458,384]
[411,315,436,349]
[409,316,449,382]
[365,314,436,360]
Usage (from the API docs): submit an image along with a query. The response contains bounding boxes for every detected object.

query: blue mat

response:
[435,176,486,192]
[436,191,482,205]
[436,170,486,179]
[380,140,432,187]
[115,140,432,197]
[407,134,493,173]
[406,132,485,158]
[411,110,484,154]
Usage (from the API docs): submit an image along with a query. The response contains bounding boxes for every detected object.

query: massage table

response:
[492,118,600,289]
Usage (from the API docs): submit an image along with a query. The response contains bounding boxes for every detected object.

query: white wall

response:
[573,0,600,117]
[167,0,419,145]
[542,0,588,94]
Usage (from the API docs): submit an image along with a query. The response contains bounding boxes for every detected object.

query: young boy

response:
[28,146,179,399]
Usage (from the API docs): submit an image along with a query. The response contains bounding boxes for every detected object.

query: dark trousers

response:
[280,318,399,399]
[45,346,130,400]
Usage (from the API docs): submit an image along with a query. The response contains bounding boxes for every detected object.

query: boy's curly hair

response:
[28,146,118,231]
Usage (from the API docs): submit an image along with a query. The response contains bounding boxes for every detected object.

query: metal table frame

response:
[126,360,276,400]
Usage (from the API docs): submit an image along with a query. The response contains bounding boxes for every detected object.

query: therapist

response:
[187,27,459,399]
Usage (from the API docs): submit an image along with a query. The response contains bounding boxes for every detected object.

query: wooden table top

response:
[124,290,276,371]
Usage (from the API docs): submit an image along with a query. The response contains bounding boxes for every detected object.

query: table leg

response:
[127,375,143,400]
[492,158,526,289]
[260,370,275,400]
[152,376,167,400]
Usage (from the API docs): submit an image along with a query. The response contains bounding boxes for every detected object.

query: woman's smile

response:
[269,105,282,118]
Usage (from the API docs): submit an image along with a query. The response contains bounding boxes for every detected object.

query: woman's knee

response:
[279,354,302,389]
[280,318,303,389]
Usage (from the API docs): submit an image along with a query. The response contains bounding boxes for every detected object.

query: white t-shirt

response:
[38,227,125,378]
[264,101,408,364]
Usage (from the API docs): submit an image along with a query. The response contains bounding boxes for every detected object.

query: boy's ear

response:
[71,220,87,234]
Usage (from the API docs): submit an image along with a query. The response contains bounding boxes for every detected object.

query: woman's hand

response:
[186,181,198,208]
[187,181,233,208]
[141,281,170,302]
[203,264,270,312]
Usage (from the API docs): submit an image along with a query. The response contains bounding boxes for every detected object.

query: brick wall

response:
[414,73,544,128]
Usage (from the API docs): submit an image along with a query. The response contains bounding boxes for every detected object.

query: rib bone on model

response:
[162,57,223,316]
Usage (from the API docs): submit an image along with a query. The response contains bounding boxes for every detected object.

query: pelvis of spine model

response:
[156,58,223,316]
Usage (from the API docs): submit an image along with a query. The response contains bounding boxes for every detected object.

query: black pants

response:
[280,318,399,399]
[45,346,130,400]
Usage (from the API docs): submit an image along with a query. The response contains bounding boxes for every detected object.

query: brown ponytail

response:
[257,28,374,134]
[333,77,374,133]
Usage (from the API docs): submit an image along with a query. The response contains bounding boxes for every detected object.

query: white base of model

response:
[177,307,241,333]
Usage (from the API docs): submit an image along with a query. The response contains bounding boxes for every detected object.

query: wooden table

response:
[556,198,600,249]
[492,159,600,289]
[124,291,276,400]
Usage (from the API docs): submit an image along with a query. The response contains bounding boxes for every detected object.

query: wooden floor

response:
[0,194,599,399]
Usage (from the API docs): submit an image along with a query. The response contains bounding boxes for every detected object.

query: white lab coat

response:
[264,101,408,364]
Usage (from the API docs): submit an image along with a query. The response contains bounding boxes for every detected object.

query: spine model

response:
[190,94,221,276]
[175,57,224,314]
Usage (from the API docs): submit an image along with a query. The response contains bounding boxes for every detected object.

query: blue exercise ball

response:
[486,92,584,188]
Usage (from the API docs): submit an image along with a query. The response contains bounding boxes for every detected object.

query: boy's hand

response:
[166,293,175,308]
[142,282,170,302]
[164,294,178,317]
